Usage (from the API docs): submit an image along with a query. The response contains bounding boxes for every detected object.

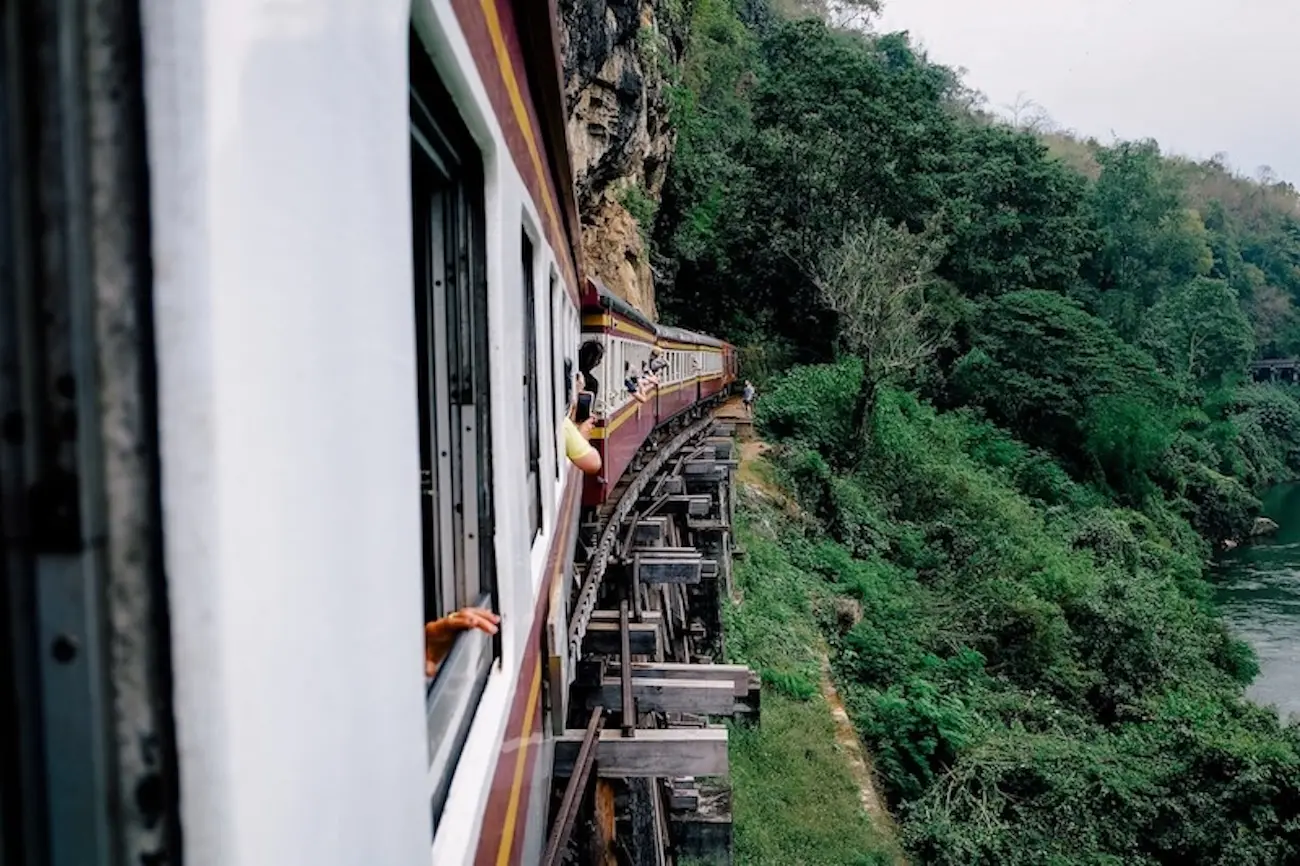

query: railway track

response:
[545,401,759,866]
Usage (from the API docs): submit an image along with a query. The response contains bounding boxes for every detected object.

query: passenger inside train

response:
[624,362,653,404]
[565,362,601,476]
[649,346,668,378]
[578,339,604,397]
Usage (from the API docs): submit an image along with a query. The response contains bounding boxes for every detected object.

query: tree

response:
[1085,141,1213,337]
[937,123,1094,298]
[808,218,948,450]
[951,290,1180,477]
[1139,277,1255,386]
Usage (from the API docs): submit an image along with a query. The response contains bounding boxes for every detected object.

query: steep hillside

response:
[559,0,688,318]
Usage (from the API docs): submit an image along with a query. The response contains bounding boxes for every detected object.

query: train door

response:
[0,1,182,864]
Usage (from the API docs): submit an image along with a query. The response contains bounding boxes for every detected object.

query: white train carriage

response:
[1,1,590,864]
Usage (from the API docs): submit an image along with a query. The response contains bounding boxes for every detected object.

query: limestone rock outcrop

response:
[560,0,686,319]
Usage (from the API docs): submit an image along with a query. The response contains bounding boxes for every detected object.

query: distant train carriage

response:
[580,280,657,507]
[656,325,730,414]
[578,282,737,510]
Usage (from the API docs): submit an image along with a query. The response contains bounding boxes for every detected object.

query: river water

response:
[1214,483,1300,718]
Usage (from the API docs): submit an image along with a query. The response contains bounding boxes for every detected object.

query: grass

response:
[724,481,899,866]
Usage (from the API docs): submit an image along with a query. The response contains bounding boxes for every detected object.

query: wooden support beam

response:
[670,790,701,811]
[581,677,737,715]
[687,519,730,532]
[591,780,618,866]
[554,728,729,778]
[633,518,668,546]
[670,816,733,862]
[653,476,684,496]
[630,546,701,558]
[605,662,751,696]
[685,473,726,494]
[704,437,734,459]
[660,495,711,516]
[591,609,663,627]
[584,621,660,656]
[636,556,702,585]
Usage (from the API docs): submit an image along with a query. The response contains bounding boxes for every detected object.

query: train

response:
[580,281,738,507]
[0,2,735,866]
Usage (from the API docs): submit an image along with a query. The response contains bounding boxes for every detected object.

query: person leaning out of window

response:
[564,360,601,475]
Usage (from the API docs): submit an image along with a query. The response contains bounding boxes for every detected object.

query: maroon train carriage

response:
[581,280,661,507]
[579,281,737,510]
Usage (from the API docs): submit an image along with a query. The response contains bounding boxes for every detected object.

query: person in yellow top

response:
[564,414,601,475]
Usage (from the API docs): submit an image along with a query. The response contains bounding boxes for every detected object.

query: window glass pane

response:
[522,233,541,538]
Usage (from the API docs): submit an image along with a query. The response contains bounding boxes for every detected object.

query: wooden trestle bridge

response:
[543,403,760,865]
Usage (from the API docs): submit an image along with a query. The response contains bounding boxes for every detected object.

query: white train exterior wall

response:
[139,1,583,864]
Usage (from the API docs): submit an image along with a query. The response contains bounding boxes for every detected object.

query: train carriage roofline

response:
[434,0,586,299]
[508,0,586,290]
[582,276,658,343]
[656,324,727,350]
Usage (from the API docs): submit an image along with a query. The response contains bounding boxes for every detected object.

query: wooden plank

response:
[591,780,618,866]
[584,621,659,656]
[637,558,702,585]
[554,728,729,778]
[634,518,668,546]
[660,495,711,516]
[654,476,684,496]
[581,678,738,715]
[630,546,700,557]
[670,815,733,862]
[606,662,750,696]
[669,790,701,811]
[591,609,664,627]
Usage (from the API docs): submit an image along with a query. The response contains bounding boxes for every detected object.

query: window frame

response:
[549,271,561,481]
[521,230,542,540]
[409,30,499,833]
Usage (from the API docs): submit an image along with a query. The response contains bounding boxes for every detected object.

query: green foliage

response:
[652,1,1300,860]
[1083,141,1214,337]
[740,376,1299,863]
[617,182,659,247]
[1139,277,1255,386]
[937,123,1095,298]
[754,357,863,466]
[725,498,902,865]
[950,290,1180,491]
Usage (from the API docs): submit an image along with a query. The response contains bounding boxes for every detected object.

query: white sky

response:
[874,0,1299,184]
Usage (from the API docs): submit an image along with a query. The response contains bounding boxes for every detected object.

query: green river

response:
[1215,483,1300,719]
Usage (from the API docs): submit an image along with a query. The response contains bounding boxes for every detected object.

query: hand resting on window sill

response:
[425,607,500,678]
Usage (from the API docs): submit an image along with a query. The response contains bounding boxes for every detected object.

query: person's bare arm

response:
[572,418,602,474]
[426,607,500,677]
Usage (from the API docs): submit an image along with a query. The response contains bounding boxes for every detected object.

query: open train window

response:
[409,30,498,832]
[549,272,562,481]
[522,232,542,539]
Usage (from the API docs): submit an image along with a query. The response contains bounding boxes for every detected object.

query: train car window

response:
[549,272,561,480]
[409,30,499,833]
[522,232,542,539]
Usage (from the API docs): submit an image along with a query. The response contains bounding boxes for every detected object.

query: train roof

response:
[588,278,657,333]
[585,277,729,348]
[657,324,727,349]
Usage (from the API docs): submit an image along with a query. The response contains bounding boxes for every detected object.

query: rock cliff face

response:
[559,0,686,320]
